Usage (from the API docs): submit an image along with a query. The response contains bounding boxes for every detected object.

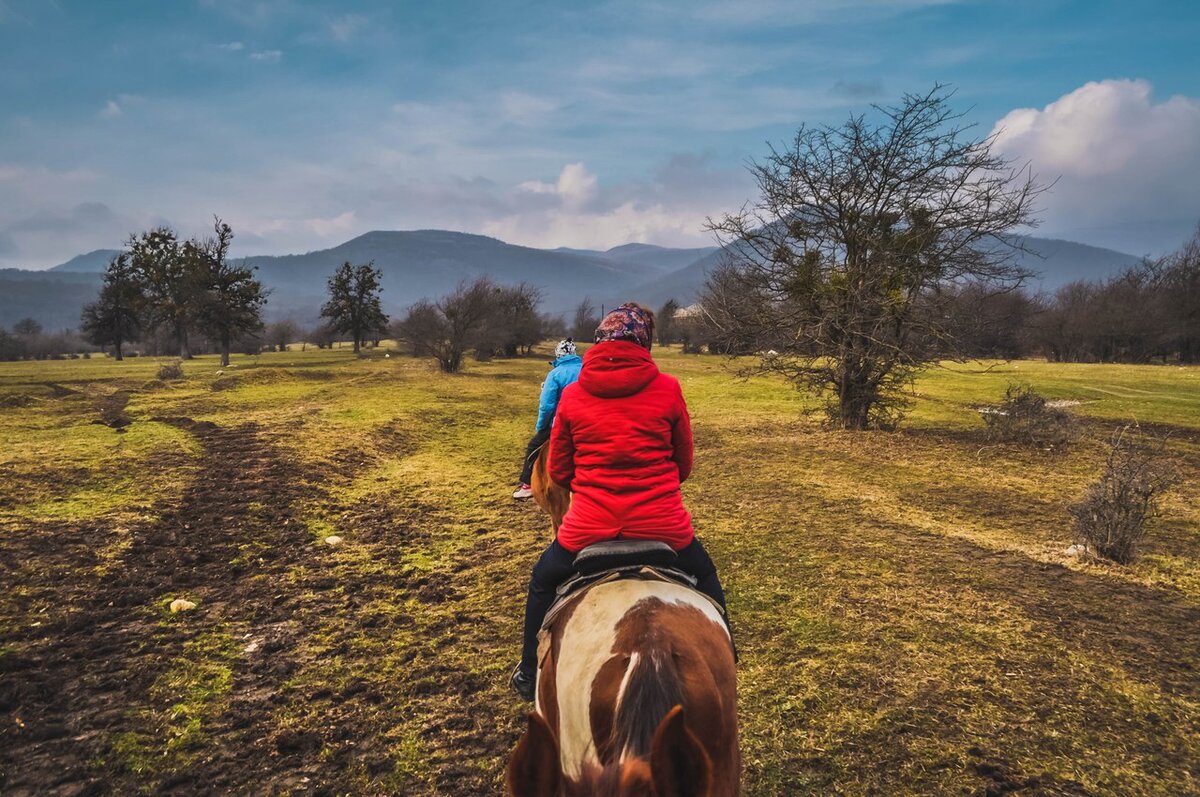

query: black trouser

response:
[518,427,552,485]
[518,537,729,674]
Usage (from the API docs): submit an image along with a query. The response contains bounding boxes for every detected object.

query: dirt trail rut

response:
[1,418,313,795]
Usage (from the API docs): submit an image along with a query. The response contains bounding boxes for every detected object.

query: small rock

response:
[1063,544,1087,557]
[324,535,343,546]
[169,598,197,613]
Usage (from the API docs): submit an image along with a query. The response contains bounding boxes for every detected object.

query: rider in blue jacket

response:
[513,339,583,499]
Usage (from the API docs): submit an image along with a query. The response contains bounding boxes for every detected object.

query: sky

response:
[1,0,1198,269]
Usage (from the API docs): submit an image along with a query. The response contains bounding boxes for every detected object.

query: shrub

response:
[1069,427,1176,564]
[157,361,184,380]
[982,384,1076,448]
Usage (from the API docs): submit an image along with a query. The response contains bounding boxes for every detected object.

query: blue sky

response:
[2,0,1198,268]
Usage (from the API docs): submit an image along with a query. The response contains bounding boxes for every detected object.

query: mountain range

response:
[2,230,1141,331]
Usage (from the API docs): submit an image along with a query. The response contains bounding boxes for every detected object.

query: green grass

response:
[1,346,1197,795]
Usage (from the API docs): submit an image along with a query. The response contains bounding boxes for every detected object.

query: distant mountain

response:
[1,230,1142,331]
[1017,237,1143,290]
[48,249,122,273]
[627,235,1143,309]
[240,230,649,322]
[552,243,719,277]
[0,269,103,330]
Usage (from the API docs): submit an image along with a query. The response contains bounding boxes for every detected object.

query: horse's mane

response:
[612,647,683,760]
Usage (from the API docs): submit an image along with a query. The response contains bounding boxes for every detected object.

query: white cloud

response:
[99,99,122,119]
[518,163,598,210]
[496,91,558,125]
[692,0,958,25]
[218,41,245,51]
[329,14,366,43]
[305,211,356,237]
[992,79,1200,253]
[486,157,748,249]
[249,49,282,63]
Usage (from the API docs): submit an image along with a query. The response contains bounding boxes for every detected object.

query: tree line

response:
[78,218,266,366]
[674,223,1200,368]
[5,217,571,366]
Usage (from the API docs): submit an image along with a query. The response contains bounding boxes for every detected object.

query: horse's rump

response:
[530,442,571,531]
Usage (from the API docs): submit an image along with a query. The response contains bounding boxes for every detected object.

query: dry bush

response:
[157,361,184,380]
[982,384,1076,448]
[1070,427,1177,564]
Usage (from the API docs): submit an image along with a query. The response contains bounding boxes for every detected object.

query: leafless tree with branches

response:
[703,86,1045,429]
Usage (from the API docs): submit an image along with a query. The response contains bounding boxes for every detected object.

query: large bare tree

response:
[703,87,1043,429]
[394,277,499,373]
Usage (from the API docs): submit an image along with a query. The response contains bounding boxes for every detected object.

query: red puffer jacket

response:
[548,340,695,552]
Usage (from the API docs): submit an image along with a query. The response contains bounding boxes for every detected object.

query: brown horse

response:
[530,441,571,532]
[507,577,739,796]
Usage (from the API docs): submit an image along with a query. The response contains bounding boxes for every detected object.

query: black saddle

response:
[550,540,698,610]
[537,539,731,654]
[572,539,678,575]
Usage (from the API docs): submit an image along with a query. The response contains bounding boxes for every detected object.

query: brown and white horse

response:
[530,442,571,532]
[507,578,739,796]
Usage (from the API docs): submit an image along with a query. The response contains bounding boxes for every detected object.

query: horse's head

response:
[507,707,713,797]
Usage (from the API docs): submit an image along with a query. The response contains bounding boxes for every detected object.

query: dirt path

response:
[0,417,313,795]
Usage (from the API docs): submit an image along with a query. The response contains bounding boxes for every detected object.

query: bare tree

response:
[571,297,600,341]
[480,282,545,357]
[394,277,498,373]
[704,86,1043,429]
[265,319,301,352]
[309,322,337,349]
[12,318,43,336]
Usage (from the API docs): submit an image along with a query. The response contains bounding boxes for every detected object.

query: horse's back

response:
[540,578,737,788]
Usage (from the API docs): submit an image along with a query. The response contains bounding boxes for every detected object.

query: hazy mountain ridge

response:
[4,230,1142,330]
[625,235,1145,309]
[47,249,124,273]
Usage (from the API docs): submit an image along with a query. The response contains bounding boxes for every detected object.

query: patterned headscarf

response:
[594,303,654,350]
[554,338,577,358]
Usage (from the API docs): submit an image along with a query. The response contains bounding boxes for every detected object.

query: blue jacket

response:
[535,354,583,431]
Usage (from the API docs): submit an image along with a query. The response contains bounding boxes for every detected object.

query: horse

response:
[530,441,571,532]
[506,570,739,796]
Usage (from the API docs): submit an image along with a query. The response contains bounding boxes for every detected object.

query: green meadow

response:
[1,346,1197,795]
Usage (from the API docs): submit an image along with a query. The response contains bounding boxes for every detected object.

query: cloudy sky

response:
[1,0,1198,268]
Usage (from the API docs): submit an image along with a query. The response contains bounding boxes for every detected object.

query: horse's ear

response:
[650,705,712,797]
[506,712,562,797]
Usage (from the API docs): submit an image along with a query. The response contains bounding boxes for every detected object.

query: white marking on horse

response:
[548,579,728,778]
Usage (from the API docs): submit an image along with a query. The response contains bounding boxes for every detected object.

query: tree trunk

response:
[178,325,192,360]
[115,340,124,361]
[353,334,361,353]
[221,335,231,367]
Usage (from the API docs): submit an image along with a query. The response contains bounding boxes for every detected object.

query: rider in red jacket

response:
[510,302,729,701]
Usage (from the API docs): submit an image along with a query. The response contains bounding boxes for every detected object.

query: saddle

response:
[539,540,721,635]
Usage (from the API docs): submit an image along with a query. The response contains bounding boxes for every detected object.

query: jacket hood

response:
[552,353,582,368]
[578,340,659,398]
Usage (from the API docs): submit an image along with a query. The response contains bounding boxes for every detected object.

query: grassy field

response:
[0,346,1197,795]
